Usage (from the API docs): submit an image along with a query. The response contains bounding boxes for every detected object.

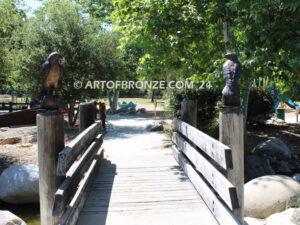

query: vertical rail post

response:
[79,102,96,133]
[180,99,197,127]
[219,107,244,224]
[9,102,13,112]
[37,110,64,225]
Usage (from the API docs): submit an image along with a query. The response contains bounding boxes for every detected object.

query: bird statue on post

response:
[41,52,62,109]
[221,51,242,107]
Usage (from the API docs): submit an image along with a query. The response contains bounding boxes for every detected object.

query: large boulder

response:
[245,155,275,182]
[265,208,300,225]
[245,208,300,225]
[0,210,26,225]
[253,139,291,160]
[0,164,39,204]
[245,175,300,218]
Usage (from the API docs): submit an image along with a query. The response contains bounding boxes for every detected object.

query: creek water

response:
[0,201,40,225]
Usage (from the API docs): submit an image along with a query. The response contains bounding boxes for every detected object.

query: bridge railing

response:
[37,102,103,225]
[172,100,244,225]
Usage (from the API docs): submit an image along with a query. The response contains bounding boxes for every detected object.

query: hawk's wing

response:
[39,61,51,99]
[42,61,51,86]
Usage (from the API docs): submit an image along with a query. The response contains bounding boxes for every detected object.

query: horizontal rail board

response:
[53,134,103,216]
[59,148,104,225]
[57,122,102,175]
[173,132,239,210]
[173,119,232,169]
[172,146,241,225]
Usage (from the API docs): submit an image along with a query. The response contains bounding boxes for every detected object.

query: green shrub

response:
[247,88,276,125]
[169,88,221,133]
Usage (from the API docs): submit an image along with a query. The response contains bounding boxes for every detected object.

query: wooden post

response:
[9,102,13,112]
[219,107,244,225]
[79,102,95,133]
[37,110,64,225]
[296,106,299,122]
[180,99,197,127]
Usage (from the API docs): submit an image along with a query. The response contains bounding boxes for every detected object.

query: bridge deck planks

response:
[76,118,219,225]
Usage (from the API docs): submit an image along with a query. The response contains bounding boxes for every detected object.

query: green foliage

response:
[0,0,26,89]
[247,88,276,126]
[109,0,300,101]
[10,0,125,105]
[169,88,221,133]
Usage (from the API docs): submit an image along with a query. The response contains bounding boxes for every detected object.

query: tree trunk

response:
[107,90,112,108]
[111,90,119,113]
[151,90,155,102]
[107,90,119,114]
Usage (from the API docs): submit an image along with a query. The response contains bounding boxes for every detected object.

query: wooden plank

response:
[53,134,103,217]
[57,122,102,175]
[173,118,233,169]
[172,146,241,225]
[173,132,239,210]
[219,109,244,224]
[59,148,104,225]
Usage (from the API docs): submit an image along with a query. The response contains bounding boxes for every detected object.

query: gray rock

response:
[0,164,39,204]
[245,155,275,182]
[253,139,292,160]
[128,107,136,114]
[292,173,300,183]
[146,124,164,132]
[137,108,147,114]
[245,175,300,218]
[288,160,300,171]
[265,208,300,225]
[274,160,292,173]
[0,210,26,225]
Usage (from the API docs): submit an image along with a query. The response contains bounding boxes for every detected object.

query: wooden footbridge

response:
[37,101,244,225]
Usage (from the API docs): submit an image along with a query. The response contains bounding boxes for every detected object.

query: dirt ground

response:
[0,119,79,174]
[246,111,300,155]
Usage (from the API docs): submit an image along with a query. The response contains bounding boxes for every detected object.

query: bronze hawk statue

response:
[222,51,242,107]
[41,52,63,109]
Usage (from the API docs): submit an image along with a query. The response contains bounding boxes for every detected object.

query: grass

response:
[95,97,165,107]
[0,97,29,103]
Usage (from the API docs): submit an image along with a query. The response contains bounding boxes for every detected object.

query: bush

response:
[169,88,221,133]
[247,88,276,125]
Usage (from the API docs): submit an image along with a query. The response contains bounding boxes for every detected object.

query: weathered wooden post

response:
[37,110,64,225]
[79,102,96,133]
[180,99,197,127]
[219,52,244,225]
[9,102,13,112]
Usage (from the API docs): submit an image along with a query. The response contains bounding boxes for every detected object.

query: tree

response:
[111,0,299,126]
[0,0,26,90]
[11,0,125,124]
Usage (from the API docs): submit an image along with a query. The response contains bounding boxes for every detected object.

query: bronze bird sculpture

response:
[222,51,242,107]
[41,52,63,109]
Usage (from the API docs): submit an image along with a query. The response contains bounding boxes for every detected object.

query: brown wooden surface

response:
[219,109,244,224]
[172,146,241,225]
[53,134,103,217]
[76,117,219,225]
[37,111,64,225]
[174,118,233,169]
[79,102,96,133]
[0,109,38,127]
[59,148,104,225]
[57,122,102,175]
[172,132,239,210]
[180,99,197,127]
